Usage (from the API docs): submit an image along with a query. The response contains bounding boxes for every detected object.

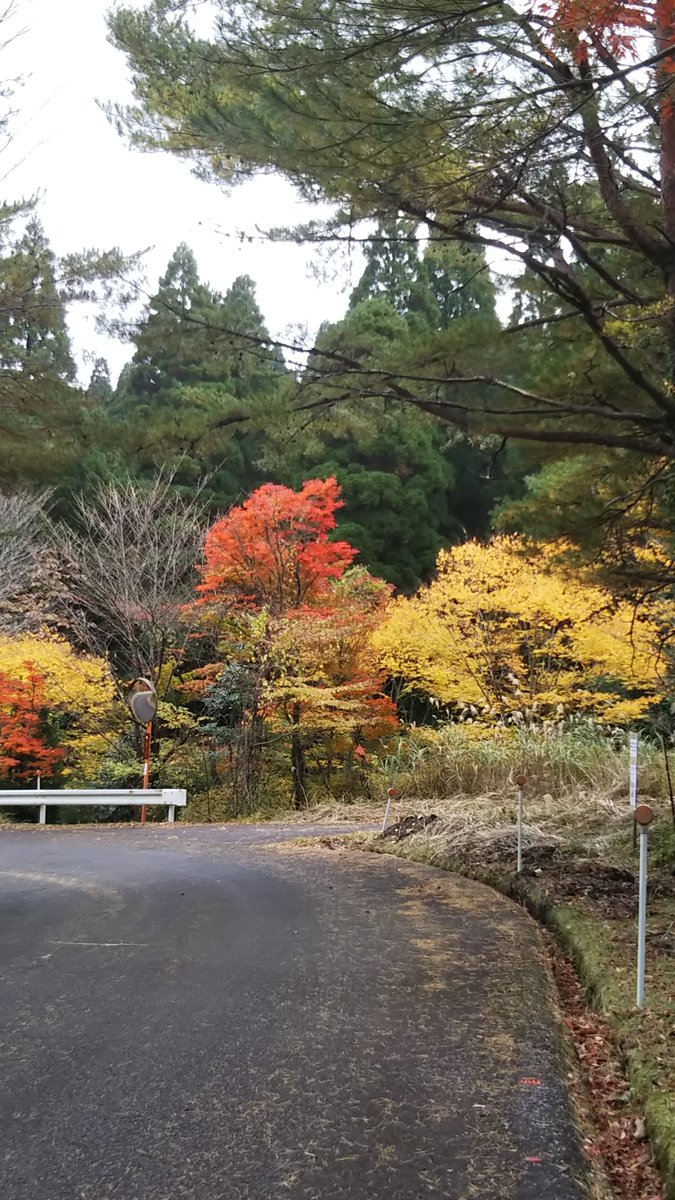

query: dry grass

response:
[301,726,672,858]
[353,724,675,862]
[180,726,674,860]
[289,799,404,825]
[381,725,667,803]
[382,790,654,867]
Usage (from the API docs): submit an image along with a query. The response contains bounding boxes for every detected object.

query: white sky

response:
[4,0,358,385]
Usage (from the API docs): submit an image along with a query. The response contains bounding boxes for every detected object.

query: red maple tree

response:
[0,665,64,781]
[542,0,675,65]
[199,477,358,613]
[195,480,397,809]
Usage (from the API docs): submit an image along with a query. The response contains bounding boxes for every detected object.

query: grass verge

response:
[546,901,675,1200]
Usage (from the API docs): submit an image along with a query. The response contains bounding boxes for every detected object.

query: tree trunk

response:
[658,6,675,393]
[290,704,307,809]
[233,713,264,816]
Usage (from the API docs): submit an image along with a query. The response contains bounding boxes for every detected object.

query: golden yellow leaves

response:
[373,536,662,723]
[0,633,115,719]
[0,632,120,777]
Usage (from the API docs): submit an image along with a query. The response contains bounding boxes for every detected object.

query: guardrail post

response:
[39,804,47,825]
[167,805,175,824]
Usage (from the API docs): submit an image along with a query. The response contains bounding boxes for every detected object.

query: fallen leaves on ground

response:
[549,946,663,1200]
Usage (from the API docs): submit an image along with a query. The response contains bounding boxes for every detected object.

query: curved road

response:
[0,825,590,1200]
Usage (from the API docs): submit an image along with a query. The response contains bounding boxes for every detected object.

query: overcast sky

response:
[5,0,358,384]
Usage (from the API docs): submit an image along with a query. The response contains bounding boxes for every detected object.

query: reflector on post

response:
[635,803,655,1007]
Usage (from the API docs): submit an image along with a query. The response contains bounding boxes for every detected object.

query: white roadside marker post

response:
[37,771,46,825]
[382,788,395,834]
[635,803,654,1008]
[515,774,527,873]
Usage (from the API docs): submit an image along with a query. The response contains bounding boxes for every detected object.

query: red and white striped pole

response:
[128,678,158,828]
[141,721,152,825]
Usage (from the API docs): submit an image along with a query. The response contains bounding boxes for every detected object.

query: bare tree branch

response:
[49,475,208,690]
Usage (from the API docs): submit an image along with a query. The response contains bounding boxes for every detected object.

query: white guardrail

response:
[0,789,187,824]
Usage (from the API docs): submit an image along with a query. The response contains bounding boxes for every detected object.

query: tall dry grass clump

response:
[373,724,675,859]
[380,723,666,804]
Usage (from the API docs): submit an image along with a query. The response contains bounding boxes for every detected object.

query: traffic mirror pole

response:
[141,721,152,825]
[128,678,159,828]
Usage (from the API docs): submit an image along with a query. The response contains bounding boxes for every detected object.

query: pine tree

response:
[114,247,285,509]
[87,358,113,404]
[109,0,675,592]
[0,207,141,493]
[0,216,82,487]
[0,218,76,381]
[278,231,505,588]
[349,220,435,327]
[120,243,216,395]
[420,238,497,329]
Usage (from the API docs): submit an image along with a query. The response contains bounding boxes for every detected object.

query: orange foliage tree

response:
[199,478,357,613]
[196,479,395,809]
[0,665,64,783]
[545,0,672,61]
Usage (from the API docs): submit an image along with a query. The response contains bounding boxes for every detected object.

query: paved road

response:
[0,825,590,1200]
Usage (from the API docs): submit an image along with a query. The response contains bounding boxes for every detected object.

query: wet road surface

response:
[0,824,590,1199]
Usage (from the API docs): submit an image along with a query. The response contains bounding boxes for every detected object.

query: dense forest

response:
[2,0,675,820]
[1,211,508,590]
[3,6,675,1187]
[0,199,670,816]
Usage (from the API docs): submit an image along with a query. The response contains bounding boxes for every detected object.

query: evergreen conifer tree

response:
[279,228,505,587]
[113,246,285,510]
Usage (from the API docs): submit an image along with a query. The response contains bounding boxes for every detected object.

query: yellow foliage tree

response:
[0,633,120,778]
[373,537,662,725]
[259,569,398,804]
[263,605,398,740]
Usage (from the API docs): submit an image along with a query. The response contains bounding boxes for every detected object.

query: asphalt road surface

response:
[0,824,591,1200]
